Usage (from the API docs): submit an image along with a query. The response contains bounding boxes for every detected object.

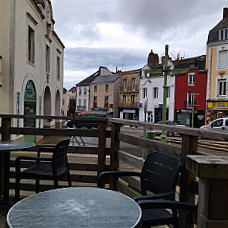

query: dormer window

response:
[220,28,228,40]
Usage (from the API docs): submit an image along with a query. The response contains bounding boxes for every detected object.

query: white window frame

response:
[218,79,226,96]
[220,28,228,40]
[123,79,127,91]
[218,50,228,69]
[187,92,194,108]
[28,26,35,64]
[188,73,195,86]
[143,88,147,98]
[132,78,136,91]
[46,44,50,73]
[153,87,158,98]
[166,87,170,98]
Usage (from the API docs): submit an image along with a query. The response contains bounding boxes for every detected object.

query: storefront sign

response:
[213,102,228,109]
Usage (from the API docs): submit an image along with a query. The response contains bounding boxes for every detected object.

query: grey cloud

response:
[64,47,147,71]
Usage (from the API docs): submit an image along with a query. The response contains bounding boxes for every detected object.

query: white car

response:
[200,117,228,131]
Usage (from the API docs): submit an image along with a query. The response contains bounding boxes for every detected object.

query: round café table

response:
[7,187,142,228]
[0,141,35,202]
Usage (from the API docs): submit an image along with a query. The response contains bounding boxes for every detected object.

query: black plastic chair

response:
[137,199,197,228]
[98,152,181,200]
[15,139,71,201]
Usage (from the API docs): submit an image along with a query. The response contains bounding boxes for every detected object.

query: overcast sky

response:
[51,0,227,89]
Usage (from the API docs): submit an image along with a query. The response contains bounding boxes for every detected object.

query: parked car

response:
[154,120,185,136]
[65,112,107,129]
[200,117,228,131]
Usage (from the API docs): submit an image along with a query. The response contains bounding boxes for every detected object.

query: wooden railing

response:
[1,114,228,227]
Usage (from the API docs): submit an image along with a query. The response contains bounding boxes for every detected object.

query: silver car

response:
[200,117,228,131]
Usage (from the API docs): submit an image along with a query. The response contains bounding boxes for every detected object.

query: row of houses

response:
[74,8,228,128]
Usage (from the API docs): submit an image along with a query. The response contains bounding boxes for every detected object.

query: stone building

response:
[118,69,141,120]
[90,72,120,117]
[0,0,64,130]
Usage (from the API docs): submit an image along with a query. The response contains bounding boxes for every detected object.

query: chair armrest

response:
[137,199,197,211]
[134,191,174,202]
[97,171,141,188]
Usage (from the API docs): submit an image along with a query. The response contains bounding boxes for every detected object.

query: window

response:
[166,87,170,98]
[94,86,97,92]
[84,99,86,108]
[123,79,127,91]
[211,119,223,128]
[46,45,50,72]
[84,88,87,95]
[104,96,109,108]
[153,87,158,98]
[123,95,126,105]
[187,92,194,108]
[143,88,147,98]
[93,96,97,108]
[79,88,81,95]
[132,78,136,91]
[220,28,228,40]
[57,56,60,80]
[131,95,135,105]
[218,79,226,96]
[188,73,195,85]
[79,99,81,106]
[28,26,35,63]
[105,84,109,92]
[219,50,228,69]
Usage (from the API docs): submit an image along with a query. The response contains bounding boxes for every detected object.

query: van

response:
[200,117,228,131]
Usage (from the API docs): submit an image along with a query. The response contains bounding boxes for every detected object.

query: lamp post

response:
[160,45,169,143]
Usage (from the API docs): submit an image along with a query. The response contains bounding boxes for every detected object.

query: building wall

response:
[139,71,175,122]
[0,0,11,113]
[76,85,90,111]
[0,0,64,128]
[175,69,207,110]
[90,82,115,113]
[118,70,140,119]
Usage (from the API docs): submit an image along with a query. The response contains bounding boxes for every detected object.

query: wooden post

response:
[179,135,198,228]
[2,117,11,141]
[187,155,228,228]
[97,121,107,176]
[109,123,121,189]
[0,117,11,197]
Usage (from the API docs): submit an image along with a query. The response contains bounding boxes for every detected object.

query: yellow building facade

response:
[206,8,228,122]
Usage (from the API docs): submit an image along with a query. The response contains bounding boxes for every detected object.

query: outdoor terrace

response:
[1,114,228,227]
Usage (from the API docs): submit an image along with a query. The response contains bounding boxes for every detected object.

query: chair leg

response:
[67,171,71,187]
[53,177,59,188]
[35,178,40,193]
[15,176,20,201]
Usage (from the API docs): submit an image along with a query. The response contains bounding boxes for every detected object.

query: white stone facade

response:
[139,67,175,122]
[0,0,64,128]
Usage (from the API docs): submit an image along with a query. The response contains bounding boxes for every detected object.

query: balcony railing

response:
[1,114,228,227]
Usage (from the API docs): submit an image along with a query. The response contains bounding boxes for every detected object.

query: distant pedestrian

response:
[135,115,139,121]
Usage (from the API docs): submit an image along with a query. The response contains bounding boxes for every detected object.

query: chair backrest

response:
[141,152,181,195]
[52,139,70,171]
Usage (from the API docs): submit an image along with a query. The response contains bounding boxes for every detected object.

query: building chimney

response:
[147,49,159,68]
[223,8,228,19]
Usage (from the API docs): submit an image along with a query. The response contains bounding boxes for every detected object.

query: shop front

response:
[206,101,228,124]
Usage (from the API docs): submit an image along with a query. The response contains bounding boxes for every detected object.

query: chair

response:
[15,138,71,201]
[137,199,197,228]
[97,152,181,201]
